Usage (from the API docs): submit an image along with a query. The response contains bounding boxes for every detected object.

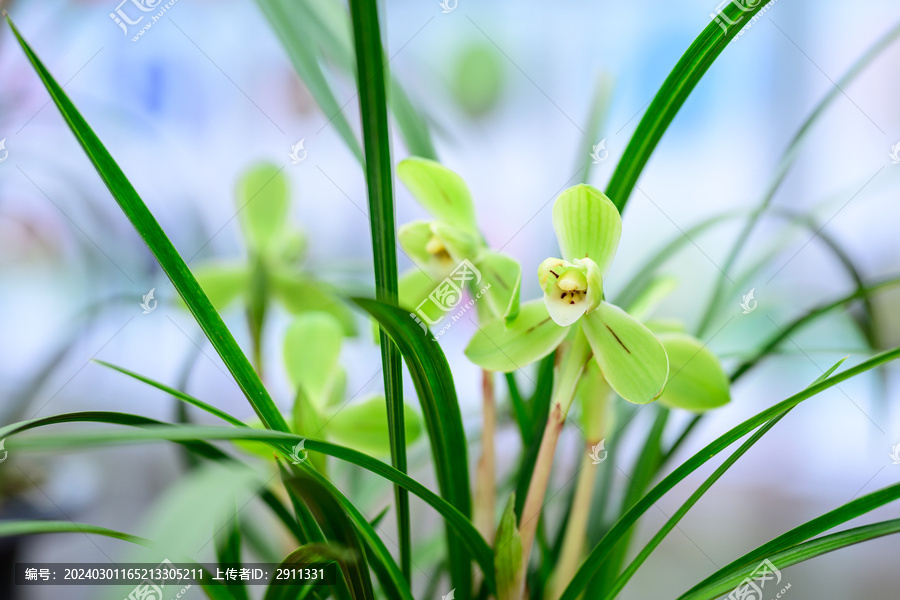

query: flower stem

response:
[550,377,612,598]
[517,327,592,597]
[475,369,497,545]
[548,448,599,600]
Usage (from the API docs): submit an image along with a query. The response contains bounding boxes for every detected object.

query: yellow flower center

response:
[425,235,451,262]
[557,270,587,292]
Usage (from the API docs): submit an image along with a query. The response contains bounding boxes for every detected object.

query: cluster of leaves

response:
[3,1,900,599]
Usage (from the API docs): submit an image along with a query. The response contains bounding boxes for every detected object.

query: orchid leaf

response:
[190,262,249,312]
[552,184,621,274]
[656,333,730,412]
[465,300,569,373]
[494,494,524,600]
[582,302,668,404]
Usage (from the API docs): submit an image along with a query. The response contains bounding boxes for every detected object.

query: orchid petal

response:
[552,184,621,274]
[397,157,478,233]
[283,312,344,408]
[465,300,569,372]
[582,302,668,404]
[474,250,522,323]
[656,333,731,412]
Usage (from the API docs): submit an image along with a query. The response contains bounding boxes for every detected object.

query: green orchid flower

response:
[283,311,423,457]
[240,311,422,462]
[397,157,522,328]
[465,184,668,406]
[188,163,356,336]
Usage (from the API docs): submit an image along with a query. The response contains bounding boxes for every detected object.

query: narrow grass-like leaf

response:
[6,18,289,434]
[0,522,236,600]
[494,495,523,600]
[347,0,410,581]
[696,20,900,336]
[216,504,248,600]
[0,410,309,544]
[613,212,736,310]
[594,406,668,595]
[95,360,246,427]
[264,544,349,600]
[282,465,412,600]
[353,297,478,593]
[606,0,774,212]
[0,415,494,586]
[285,476,375,600]
[679,518,900,600]
[256,0,437,160]
[254,0,364,163]
[505,372,531,445]
[602,354,852,600]
[578,73,614,184]
[733,275,900,381]
[557,345,900,600]
[0,520,146,545]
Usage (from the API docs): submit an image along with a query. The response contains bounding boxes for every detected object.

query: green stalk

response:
[475,370,497,545]
[517,329,592,597]
[347,0,409,581]
[549,384,611,600]
[548,450,598,600]
[247,253,268,377]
